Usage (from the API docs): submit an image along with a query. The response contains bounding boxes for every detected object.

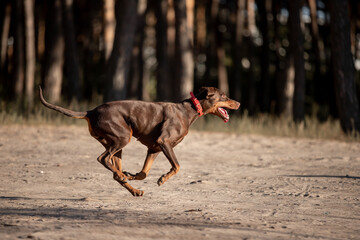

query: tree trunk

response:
[308,0,321,68]
[1,2,11,71]
[103,0,115,62]
[0,1,11,100]
[284,56,295,117]
[155,0,171,101]
[24,0,36,109]
[257,0,271,113]
[128,0,147,100]
[233,0,246,102]
[205,0,219,89]
[43,0,64,103]
[329,0,360,133]
[104,0,138,101]
[271,0,291,116]
[353,1,360,62]
[167,0,176,99]
[35,3,46,62]
[209,0,229,95]
[272,0,285,115]
[174,0,193,101]
[288,0,305,123]
[308,0,327,114]
[62,0,81,102]
[217,41,228,95]
[13,0,25,100]
[186,0,194,45]
[193,2,206,89]
[195,2,206,50]
[246,0,257,115]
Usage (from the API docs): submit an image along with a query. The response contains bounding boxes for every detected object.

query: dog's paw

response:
[124,171,146,180]
[132,190,144,197]
[123,171,136,180]
[135,172,146,180]
[113,173,127,183]
[157,174,167,186]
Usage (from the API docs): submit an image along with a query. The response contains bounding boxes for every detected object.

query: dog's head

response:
[196,87,240,123]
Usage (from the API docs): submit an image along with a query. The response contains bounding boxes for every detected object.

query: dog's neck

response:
[181,99,203,125]
[189,92,204,116]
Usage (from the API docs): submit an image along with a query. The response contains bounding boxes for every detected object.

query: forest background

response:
[0,0,360,138]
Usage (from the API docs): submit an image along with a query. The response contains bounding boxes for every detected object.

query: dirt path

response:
[0,125,359,239]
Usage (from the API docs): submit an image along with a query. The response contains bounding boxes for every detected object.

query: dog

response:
[40,86,240,196]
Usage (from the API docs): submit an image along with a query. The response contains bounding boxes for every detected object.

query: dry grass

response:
[0,102,358,141]
[0,101,88,126]
[192,113,359,141]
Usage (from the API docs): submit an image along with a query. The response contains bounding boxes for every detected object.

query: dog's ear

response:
[196,87,208,99]
[199,87,208,93]
[199,87,215,99]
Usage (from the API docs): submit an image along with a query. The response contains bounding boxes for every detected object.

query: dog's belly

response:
[133,132,185,152]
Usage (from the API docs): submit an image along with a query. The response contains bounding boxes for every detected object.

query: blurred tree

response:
[205,0,229,95]
[103,0,115,62]
[289,0,305,123]
[174,0,193,100]
[62,0,81,102]
[104,0,138,101]
[216,1,229,95]
[195,1,206,52]
[0,0,359,134]
[24,0,35,109]
[308,0,321,81]
[1,1,11,72]
[128,0,147,100]
[35,1,46,61]
[43,0,64,103]
[205,0,219,89]
[13,0,25,101]
[155,0,172,101]
[167,0,176,99]
[0,0,12,101]
[75,0,103,100]
[186,0,194,45]
[246,0,257,115]
[272,0,288,116]
[257,0,271,113]
[233,0,246,102]
[329,0,360,133]
[309,0,328,120]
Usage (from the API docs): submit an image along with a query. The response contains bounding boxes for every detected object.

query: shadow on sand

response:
[282,174,360,180]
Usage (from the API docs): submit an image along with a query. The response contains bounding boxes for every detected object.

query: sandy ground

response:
[0,125,359,240]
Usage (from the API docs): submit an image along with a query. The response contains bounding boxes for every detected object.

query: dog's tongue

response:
[218,107,229,123]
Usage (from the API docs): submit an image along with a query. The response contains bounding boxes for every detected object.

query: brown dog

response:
[40,87,240,196]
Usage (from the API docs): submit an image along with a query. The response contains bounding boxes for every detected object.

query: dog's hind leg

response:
[112,151,144,196]
[97,148,144,197]
[95,128,144,196]
[97,148,126,181]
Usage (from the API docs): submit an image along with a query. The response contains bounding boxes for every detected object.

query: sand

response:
[0,125,359,239]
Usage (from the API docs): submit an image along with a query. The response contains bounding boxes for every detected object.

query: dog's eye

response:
[207,93,215,99]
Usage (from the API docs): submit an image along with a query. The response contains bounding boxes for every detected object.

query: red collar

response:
[190,92,204,116]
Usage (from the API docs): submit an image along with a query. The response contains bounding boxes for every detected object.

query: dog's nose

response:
[235,101,240,109]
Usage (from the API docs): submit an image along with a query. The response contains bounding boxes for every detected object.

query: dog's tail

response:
[39,86,87,119]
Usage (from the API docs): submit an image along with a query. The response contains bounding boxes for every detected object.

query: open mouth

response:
[218,107,229,123]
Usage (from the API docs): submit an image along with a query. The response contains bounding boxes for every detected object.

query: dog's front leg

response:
[156,140,180,186]
[125,150,160,180]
